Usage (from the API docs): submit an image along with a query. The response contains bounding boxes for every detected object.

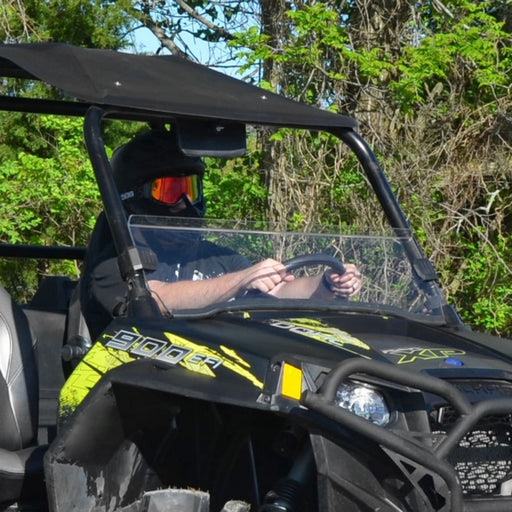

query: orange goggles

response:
[150,175,201,205]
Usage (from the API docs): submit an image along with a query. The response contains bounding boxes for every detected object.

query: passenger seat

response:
[0,284,46,508]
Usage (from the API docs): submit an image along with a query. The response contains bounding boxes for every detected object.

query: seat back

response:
[0,284,39,451]
[66,212,119,347]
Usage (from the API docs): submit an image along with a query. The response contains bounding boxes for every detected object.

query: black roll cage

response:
[82,106,455,324]
[0,45,459,325]
[0,94,456,323]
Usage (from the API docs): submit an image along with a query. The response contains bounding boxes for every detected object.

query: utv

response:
[0,43,512,512]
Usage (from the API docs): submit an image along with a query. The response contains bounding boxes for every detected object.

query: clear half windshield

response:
[128,215,447,323]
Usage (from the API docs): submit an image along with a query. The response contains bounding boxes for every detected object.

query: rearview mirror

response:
[176,120,246,157]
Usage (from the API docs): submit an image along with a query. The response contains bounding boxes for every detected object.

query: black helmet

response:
[111,128,206,217]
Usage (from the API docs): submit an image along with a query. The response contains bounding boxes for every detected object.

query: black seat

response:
[64,212,114,359]
[0,284,46,508]
[66,212,127,352]
[65,211,158,358]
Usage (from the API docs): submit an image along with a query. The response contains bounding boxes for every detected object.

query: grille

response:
[431,407,512,495]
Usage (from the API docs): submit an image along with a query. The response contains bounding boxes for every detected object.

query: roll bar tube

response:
[83,106,162,319]
[332,128,464,324]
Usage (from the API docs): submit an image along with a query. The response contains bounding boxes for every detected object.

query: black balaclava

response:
[111,127,206,217]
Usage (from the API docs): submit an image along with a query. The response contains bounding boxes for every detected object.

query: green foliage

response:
[202,141,267,221]
[39,0,130,49]
[257,126,375,232]
[2,0,131,47]
[0,0,137,301]
[231,5,349,101]
[390,2,512,112]
[445,234,512,335]
[0,115,100,243]
[0,115,101,300]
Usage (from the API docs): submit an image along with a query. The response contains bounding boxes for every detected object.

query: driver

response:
[82,127,361,337]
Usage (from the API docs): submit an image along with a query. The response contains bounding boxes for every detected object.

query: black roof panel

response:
[0,43,357,130]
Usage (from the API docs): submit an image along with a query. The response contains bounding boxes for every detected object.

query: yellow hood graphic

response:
[59,327,263,419]
[268,318,370,357]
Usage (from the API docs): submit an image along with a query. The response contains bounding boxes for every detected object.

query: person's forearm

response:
[149,272,244,311]
[270,274,331,299]
[147,259,359,311]
[148,258,293,311]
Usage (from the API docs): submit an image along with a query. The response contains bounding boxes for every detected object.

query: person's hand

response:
[323,263,361,298]
[240,258,295,294]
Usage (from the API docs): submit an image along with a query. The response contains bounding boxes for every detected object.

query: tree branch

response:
[144,17,189,58]
[173,0,234,40]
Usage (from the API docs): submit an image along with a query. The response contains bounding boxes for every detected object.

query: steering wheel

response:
[241,253,346,300]
[283,253,346,275]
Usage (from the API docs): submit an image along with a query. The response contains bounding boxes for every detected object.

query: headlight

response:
[335,383,390,426]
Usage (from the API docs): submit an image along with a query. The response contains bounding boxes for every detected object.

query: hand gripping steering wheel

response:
[283,253,346,275]
[242,253,346,299]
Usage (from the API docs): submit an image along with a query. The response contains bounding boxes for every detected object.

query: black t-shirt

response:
[81,215,250,340]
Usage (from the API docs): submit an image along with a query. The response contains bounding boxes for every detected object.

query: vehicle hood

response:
[59,309,512,421]
[230,312,512,376]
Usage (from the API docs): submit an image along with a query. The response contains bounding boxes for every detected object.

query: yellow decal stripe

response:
[220,345,251,367]
[163,332,264,389]
[268,318,370,358]
[59,341,135,416]
[287,318,369,349]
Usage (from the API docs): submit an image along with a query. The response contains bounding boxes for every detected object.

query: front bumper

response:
[302,359,512,512]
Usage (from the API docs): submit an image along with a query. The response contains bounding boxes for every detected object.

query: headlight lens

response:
[335,383,390,426]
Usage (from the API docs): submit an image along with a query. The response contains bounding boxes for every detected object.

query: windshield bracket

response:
[413,258,438,282]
